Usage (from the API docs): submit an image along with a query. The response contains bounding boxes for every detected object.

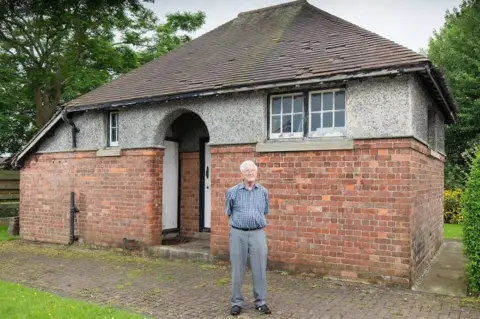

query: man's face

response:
[242,166,257,183]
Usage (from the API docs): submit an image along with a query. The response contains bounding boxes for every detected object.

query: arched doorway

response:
[161,111,211,241]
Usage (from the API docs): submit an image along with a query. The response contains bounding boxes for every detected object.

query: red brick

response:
[20,138,443,288]
[20,149,164,247]
[180,152,200,237]
[209,138,443,288]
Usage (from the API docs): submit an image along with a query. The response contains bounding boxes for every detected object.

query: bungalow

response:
[13,0,457,287]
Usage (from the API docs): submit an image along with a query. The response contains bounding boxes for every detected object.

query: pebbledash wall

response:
[20,74,445,286]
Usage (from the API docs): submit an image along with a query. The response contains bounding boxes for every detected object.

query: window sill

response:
[256,137,354,153]
[96,148,121,157]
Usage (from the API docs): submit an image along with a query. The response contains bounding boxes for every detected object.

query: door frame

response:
[162,137,182,234]
[199,137,210,232]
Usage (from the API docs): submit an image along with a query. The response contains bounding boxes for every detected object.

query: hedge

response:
[0,208,18,218]
[462,152,480,295]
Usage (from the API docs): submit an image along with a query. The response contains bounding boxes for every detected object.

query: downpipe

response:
[68,192,80,245]
[61,108,79,148]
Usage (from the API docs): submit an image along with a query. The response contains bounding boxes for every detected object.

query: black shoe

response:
[256,304,272,314]
[230,305,241,316]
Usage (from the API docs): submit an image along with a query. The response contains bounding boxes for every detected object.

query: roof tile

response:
[65,0,429,109]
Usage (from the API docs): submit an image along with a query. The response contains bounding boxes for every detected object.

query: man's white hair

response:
[240,160,257,172]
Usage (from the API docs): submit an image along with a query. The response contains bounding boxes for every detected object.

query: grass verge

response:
[0,280,150,319]
[444,223,463,240]
[0,225,17,242]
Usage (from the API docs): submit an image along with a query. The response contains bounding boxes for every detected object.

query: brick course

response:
[19,149,163,247]
[19,137,444,287]
[180,152,200,236]
[411,146,445,283]
[210,138,444,287]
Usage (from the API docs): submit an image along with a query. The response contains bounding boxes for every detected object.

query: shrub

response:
[462,152,480,295]
[444,189,464,224]
[0,208,18,218]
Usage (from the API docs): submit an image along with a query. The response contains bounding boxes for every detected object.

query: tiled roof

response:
[65,0,433,110]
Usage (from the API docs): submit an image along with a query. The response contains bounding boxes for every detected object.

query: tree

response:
[0,53,35,154]
[0,0,159,128]
[427,0,480,188]
[138,11,206,64]
[0,0,205,154]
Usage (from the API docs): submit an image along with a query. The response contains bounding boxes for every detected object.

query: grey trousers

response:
[229,227,268,308]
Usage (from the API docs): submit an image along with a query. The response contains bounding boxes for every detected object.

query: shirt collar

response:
[240,181,258,189]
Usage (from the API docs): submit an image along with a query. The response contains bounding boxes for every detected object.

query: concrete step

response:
[194,232,211,240]
[148,244,212,262]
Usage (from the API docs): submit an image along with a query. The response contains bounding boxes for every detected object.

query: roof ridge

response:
[237,0,306,17]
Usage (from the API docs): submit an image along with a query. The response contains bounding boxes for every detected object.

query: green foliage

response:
[445,161,468,190]
[462,151,480,294]
[444,189,464,224]
[0,208,17,218]
[445,140,480,190]
[0,0,205,154]
[427,0,480,189]
[0,53,36,153]
[138,11,206,63]
[0,280,149,318]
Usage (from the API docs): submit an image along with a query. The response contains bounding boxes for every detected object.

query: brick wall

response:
[411,145,445,283]
[180,152,200,236]
[20,149,163,247]
[210,138,444,287]
[20,137,444,286]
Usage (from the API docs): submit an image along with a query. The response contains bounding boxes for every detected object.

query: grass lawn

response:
[0,225,18,241]
[444,223,463,240]
[0,280,149,319]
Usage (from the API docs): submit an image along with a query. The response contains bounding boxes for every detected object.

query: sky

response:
[144,0,460,53]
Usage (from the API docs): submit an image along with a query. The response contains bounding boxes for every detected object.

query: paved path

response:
[1,240,479,319]
[413,240,468,297]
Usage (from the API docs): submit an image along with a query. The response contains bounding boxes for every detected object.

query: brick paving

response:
[1,241,480,319]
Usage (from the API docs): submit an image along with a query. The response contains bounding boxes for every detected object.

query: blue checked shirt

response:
[225,182,270,229]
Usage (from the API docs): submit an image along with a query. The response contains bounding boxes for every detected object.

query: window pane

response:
[293,114,303,132]
[294,96,303,113]
[282,97,292,114]
[311,113,321,131]
[323,93,333,111]
[272,115,281,133]
[323,112,333,128]
[282,115,292,132]
[335,91,345,110]
[111,128,117,142]
[335,111,345,127]
[311,94,321,112]
[272,98,281,114]
[111,113,117,127]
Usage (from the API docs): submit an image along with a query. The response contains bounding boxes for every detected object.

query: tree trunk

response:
[34,86,44,128]
[34,85,56,128]
[54,69,62,107]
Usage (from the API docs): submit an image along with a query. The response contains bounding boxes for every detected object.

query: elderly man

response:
[225,160,271,316]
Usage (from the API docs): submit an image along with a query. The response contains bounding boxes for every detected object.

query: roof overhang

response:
[64,63,457,123]
[12,62,457,166]
[11,110,64,167]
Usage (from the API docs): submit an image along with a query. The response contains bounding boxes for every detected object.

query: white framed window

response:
[269,93,304,139]
[109,111,119,147]
[308,90,345,137]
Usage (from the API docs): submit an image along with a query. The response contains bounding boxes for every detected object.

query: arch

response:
[158,107,213,238]
[154,108,211,147]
